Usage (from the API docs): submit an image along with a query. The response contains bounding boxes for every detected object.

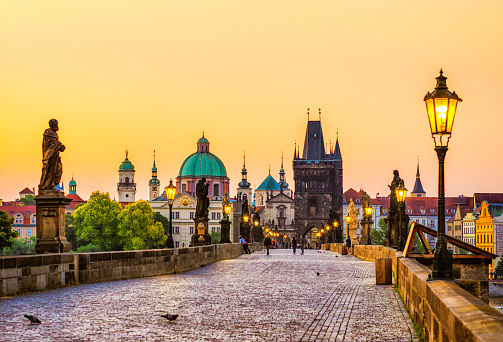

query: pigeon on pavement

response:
[161,313,178,321]
[24,315,41,324]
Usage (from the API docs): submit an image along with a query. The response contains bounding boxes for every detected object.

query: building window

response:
[27,229,32,236]
[430,209,435,215]
[308,198,317,215]
[182,184,187,193]
[172,212,180,219]
[175,241,180,248]
[125,177,129,184]
[421,219,426,225]
[172,226,180,234]
[189,227,194,234]
[213,184,220,197]
[15,215,23,224]
[31,216,36,224]
[17,229,21,235]
[190,212,195,219]
[211,212,221,220]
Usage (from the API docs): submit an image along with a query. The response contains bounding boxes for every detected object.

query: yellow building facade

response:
[475,201,495,272]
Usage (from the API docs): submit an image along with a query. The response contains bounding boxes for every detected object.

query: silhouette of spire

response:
[411,157,426,196]
[333,129,342,160]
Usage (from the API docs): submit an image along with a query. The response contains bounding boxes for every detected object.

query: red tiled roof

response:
[19,187,34,194]
[65,193,86,209]
[474,193,503,207]
[0,205,36,225]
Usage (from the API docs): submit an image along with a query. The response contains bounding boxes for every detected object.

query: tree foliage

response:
[153,212,169,237]
[118,200,166,250]
[64,213,80,250]
[372,218,387,245]
[2,236,36,256]
[0,210,18,250]
[19,194,36,206]
[74,191,122,251]
[211,231,221,244]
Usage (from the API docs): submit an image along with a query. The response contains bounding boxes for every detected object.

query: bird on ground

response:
[316,272,320,276]
[24,315,41,324]
[161,313,178,321]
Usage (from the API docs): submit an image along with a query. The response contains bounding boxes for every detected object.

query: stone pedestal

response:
[35,190,72,254]
[252,225,263,243]
[360,218,374,245]
[335,227,343,243]
[348,222,358,242]
[191,217,211,246]
[219,219,231,243]
[376,258,392,285]
[240,222,250,242]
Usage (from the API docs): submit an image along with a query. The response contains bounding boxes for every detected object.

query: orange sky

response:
[1,1,503,202]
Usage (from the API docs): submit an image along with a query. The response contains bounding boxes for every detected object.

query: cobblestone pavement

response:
[0,250,418,342]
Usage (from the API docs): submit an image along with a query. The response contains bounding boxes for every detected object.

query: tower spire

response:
[153,150,156,168]
[319,108,321,121]
[411,157,426,197]
[307,108,310,121]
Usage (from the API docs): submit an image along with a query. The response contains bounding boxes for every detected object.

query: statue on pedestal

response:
[384,170,402,247]
[348,198,358,242]
[39,119,66,192]
[195,177,209,219]
[360,190,374,245]
[35,119,72,253]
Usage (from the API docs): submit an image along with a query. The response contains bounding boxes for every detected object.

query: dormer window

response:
[430,209,435,215]
[356,199,360,203]
[408,209,412,214]
[420,210,425,215]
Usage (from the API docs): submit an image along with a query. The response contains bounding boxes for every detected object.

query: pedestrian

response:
[182,242,185,248]
[300,235,305,255]
[346,236,352,255]
[292,236,297,255]
[264,234,272,255]
[240,235,251,254]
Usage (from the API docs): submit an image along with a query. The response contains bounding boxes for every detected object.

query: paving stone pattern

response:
[0,250,418,342]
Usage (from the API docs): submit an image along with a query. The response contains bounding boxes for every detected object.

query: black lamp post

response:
[364,206,373,245]
[396,180,407,251]
[424,69,462,279]
[165,179,176,248]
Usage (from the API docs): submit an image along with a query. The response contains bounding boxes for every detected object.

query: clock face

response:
[153,187,157,191]
[183,199,188,206]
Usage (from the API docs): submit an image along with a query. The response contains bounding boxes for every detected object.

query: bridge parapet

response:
[0,243,262,297]
[323,243,503,342]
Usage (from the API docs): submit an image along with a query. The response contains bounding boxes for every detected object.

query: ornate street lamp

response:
[224,203,232,218]
[365,206,373,245]
[165,179,176,248]
[346,214,351,239]
[396,180,407,251]
[243,215,249,223]
[424,69,462,279]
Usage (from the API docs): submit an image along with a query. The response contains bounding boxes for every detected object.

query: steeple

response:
[69,175,77,195]
[411,158,426,197]
[279,151,288,191]
[333,129,342,160]
[148,150,160,201]
[238,150,250,189]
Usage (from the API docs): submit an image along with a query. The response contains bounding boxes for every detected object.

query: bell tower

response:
[149,150,161,201]
[118,150,136,203]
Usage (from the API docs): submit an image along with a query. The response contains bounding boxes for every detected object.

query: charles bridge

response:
[1,243,503,342]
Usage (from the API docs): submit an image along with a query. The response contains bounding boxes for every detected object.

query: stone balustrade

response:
[323,243,503,342]
[0,242,262,297]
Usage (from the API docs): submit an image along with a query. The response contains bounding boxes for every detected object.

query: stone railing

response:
[323,243,503,342]
[0,242,262,297]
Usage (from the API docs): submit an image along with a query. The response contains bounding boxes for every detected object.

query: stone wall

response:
[324,243,503,342]
[0,243,262,297]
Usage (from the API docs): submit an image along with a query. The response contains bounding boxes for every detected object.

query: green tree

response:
[154,212,169,238]
[372,218,387,245]
[74,191,122,251]
[0,210,18,250]
[2,236,36,256]
[118,200,166,250]
[19,194,36,206]
[211,231,221,244]
[64,213,80,250]
[495,257,503,276]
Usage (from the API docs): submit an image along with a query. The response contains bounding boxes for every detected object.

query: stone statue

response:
[39,119,66,191]
[252,211,260,225]
[361,191,372,216]
[195,177,209,219]
[348,198,357,223]
[388,170,401,213]
[222,192,231,220]
[348,198,358,241]
[241,196,250,220]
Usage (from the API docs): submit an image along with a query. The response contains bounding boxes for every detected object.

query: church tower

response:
[237,151,252,202]
[117,150,136,203]
[279,151,289,191]
[411,158,426,197]
[69,175,77,194]
[293,108,343,235]
[149,151,161,201]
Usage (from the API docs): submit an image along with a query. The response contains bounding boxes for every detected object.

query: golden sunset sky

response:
[1,0,503,202]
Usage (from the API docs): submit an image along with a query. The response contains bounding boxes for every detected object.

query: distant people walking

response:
[264,234,272,255]
[240,235,251,254]
[300,235,305,255]
[346,236,352,255]
[292,237,297,255]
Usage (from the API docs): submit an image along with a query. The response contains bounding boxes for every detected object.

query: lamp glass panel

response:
[425,98,436,134]
[446,98,458,133]
[434,98,449,133]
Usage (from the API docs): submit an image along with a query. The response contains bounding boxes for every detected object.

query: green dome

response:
[179,152,227,178]
[198,136,209,144]
[69,179,77,186]
[119,157,135,171]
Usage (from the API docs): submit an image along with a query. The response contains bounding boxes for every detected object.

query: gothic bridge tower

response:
[293,108,343,237]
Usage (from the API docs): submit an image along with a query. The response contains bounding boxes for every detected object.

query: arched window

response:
[125,177,129,184]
